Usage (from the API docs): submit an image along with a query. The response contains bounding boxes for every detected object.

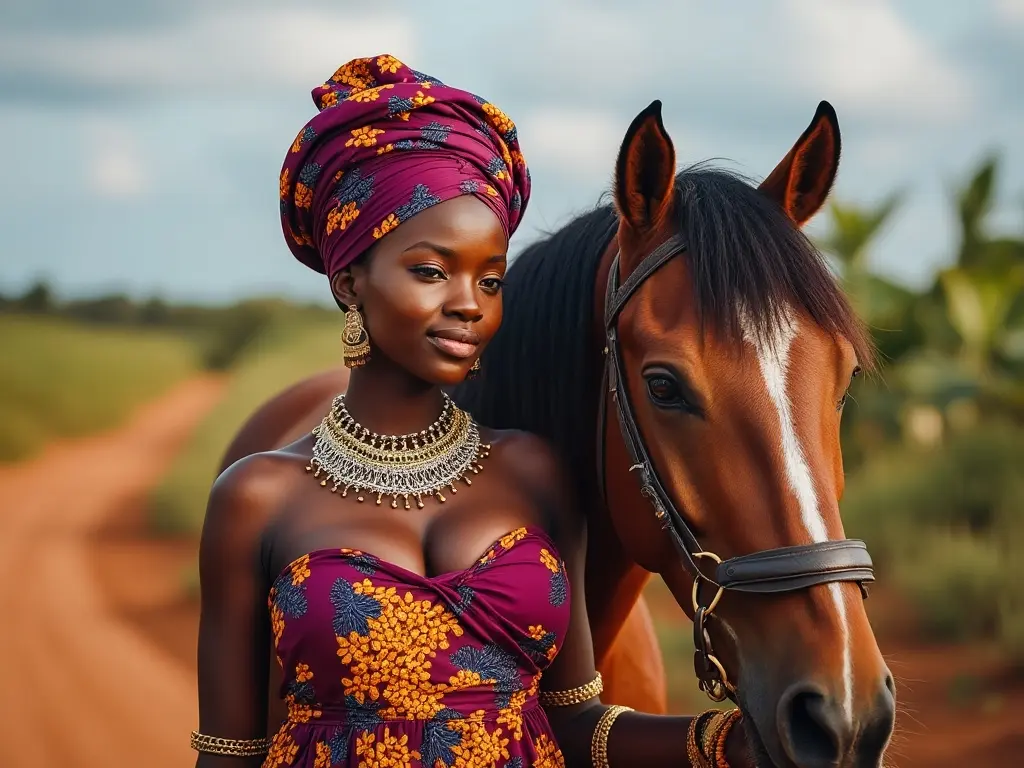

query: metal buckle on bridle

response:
[629,463,669,522]
[690,551,733,702]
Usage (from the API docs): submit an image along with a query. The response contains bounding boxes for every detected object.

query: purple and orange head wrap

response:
[280,55,531,278]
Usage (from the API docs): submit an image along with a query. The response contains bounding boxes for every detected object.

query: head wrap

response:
[280,55,531,277]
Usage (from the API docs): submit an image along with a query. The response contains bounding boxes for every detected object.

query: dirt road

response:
[0,377,225,768]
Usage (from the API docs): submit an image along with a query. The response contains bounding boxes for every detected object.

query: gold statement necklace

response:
[307,393,490,509]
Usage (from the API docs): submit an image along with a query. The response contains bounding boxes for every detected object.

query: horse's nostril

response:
[884,670,896,699]
[778,684,844,768]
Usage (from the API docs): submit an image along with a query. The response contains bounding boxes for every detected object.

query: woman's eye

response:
[480,277,504,292]
[411,265,446,280]
[647,376,683,406]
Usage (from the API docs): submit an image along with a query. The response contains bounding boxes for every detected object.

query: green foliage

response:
[0,314,200,461]
[197,300,283,371]
[893,530,1003,641]
[827,152,1024,661]
[148,317,341,535]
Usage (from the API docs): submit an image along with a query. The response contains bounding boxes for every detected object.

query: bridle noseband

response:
[596,235,875,703]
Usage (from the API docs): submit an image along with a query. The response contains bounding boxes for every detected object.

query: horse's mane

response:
[455,165,872,488]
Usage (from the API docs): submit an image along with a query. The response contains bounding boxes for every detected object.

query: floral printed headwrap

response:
[280,55,531,277]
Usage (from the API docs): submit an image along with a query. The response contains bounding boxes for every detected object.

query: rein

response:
[595,235,875,703]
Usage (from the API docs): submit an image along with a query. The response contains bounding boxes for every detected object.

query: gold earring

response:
[467,358,481,379]
[342,306,371,368]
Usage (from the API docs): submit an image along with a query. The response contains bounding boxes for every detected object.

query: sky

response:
[1,0,1021,305]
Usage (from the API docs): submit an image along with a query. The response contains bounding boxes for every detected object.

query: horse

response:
[220,99,895,767]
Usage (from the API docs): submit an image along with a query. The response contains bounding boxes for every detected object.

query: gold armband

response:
[685,708,742,767]
[538,671,603,707]
[189,730,271,757]
[590,704,633,768]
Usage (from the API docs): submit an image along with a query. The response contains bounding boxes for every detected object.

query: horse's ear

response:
[614,100,677,236]
[758,100,841,226]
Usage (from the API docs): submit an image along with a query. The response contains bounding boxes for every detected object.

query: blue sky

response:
[1,0,1021,304]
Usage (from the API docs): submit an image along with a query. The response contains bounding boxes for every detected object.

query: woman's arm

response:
[194,457,279,767]
[514,435,751,767]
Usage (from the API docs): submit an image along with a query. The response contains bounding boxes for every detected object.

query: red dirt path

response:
[0,377,226,768]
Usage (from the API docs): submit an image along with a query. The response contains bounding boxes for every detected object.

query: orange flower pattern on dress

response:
[280,54,530,278]
[539,548,569,608]
[534,733,566,768]
[354,727,420,768]
[265,724,301,767]
[264,527,568,767]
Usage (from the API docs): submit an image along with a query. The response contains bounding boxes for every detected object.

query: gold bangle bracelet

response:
[710,709,743,767]
[686,710,718,768]
[684,708,742,768]
[538,671,603,707]
[590,704,633,768]
[189,730,271,757]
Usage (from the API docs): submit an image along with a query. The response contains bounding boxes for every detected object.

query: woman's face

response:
[333,196,508,387]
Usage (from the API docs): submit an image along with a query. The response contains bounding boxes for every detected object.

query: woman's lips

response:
[428,328,480,359]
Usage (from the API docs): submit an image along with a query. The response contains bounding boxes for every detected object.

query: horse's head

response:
[604,100,895,767]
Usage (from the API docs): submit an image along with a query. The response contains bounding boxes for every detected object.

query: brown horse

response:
[222,100,894,766]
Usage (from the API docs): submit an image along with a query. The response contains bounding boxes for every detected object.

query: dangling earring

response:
[342,306,371,368]
[467,358,481,379]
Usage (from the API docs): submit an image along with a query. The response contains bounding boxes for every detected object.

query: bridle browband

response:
[596,234,875,703]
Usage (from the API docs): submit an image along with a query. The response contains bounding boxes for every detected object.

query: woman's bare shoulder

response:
[201,444,308,557]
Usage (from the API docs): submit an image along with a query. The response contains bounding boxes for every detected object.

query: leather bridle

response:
[596,234,875,703]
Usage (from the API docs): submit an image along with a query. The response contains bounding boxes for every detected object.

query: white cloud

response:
[993,0,1024,25]
[0,9,414,95]
[518,107,625,179]
[89,143,146,199]
[75,117,148,199]
[497,0,970,129]
[780,0,972,120]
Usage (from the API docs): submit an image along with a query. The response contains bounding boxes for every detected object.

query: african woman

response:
[193,55,750,768]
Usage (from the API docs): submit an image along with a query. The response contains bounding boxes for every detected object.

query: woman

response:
[193,55,749,768]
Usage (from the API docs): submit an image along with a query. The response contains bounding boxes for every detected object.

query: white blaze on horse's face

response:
[738,303,854,722]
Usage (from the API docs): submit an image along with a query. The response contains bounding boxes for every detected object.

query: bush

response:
[893,531,1003,641]
[199,302,279,371]
[0,314,201,461]
[995,483,1024,666]
[842,420,1024,651]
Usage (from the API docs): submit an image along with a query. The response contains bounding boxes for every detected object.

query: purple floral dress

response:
[264,526,570,767]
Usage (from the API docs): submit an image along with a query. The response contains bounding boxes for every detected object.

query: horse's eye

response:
[838,367,861,412]
[647,376,684,407]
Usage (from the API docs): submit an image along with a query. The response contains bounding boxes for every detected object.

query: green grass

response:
[0,314,201,461]
[149,317,341,536]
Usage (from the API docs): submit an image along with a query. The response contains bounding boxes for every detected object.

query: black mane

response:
[455,166,871,488]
